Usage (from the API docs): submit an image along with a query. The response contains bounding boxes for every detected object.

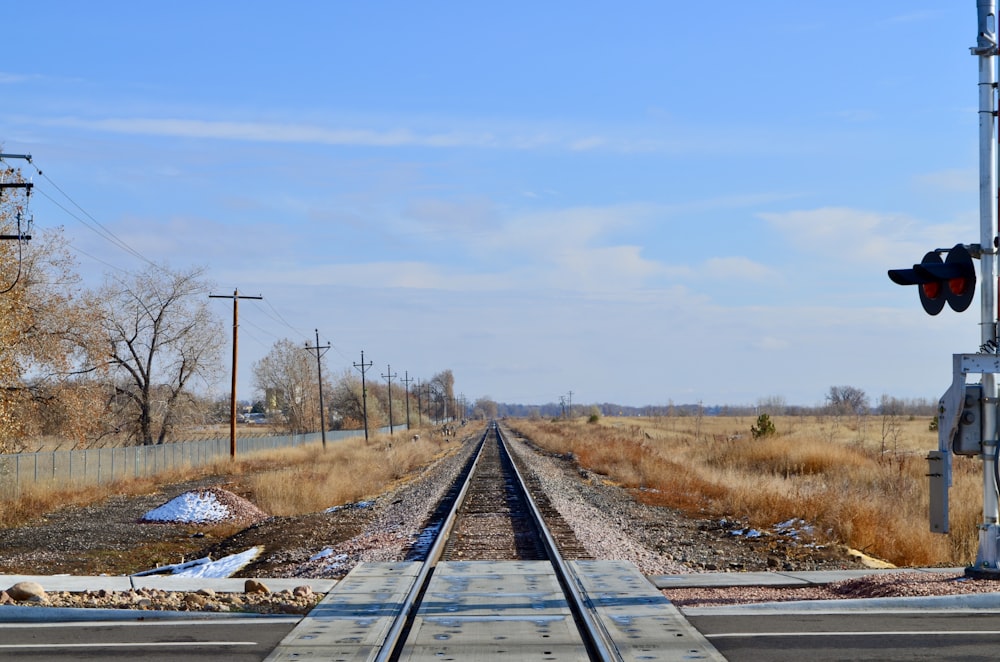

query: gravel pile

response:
[1,580,321,614]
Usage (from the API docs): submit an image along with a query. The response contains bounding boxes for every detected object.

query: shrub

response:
[751,413,776,439]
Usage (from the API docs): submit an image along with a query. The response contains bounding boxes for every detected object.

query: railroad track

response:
[378,421,613,660]
[268,423,723,661]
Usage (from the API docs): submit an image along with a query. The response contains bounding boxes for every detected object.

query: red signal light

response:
[888,244,977,315]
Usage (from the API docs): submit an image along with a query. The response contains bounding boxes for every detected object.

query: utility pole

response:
[354,350,373,442]
[304,329,331,449]
[0,154,34,244]
[209,289,262,458]
[416,380,423,426]
[568,390,574,418]
[382,365,397,435]
[401,371,413,430]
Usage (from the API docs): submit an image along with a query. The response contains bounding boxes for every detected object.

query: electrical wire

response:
[3,156,352,368]
[3,156,160,272]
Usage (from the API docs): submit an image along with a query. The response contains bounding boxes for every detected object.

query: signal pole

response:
[354,351,373,442]
[401,371,413,430]
[925,2,1000,578]
[382,365,397,435]
[971,0,1000,574]
[209,289,262,458]
[304,330,331,449]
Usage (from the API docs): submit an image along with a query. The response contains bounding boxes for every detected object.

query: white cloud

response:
[703,256,777,282]
[914,168,977,193]
[757,206,967,265]
[31,116,497,148]
[0,72,31,84]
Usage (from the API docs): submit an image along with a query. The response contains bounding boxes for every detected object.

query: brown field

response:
[509,414,981,567]
[3,413,985,569]
[0,427,462,529]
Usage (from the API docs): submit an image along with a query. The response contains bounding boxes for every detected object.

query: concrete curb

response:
[649,567,968,589]
[0,574,336,594]
[0,605,301,623]
[682,592,1000,616]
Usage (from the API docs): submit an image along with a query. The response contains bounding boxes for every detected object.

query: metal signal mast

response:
[915,1,1000,578]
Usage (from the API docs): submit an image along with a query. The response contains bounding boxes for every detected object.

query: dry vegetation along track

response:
[0,423,890,613]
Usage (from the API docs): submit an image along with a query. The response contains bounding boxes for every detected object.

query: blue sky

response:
[0,2,985,408]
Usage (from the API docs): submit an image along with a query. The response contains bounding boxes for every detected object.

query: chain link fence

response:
[0,429,371,500]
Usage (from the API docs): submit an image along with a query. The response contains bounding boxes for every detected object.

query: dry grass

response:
[511,415,982,567]
[0,427,463,528]
[245,433,461,516]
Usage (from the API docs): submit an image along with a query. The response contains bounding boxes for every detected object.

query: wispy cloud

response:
[29,116,502,148]
[703,256,777,282]
[914,168,977,193]
[0,72,32,84]
[10,112,812,157]
[757,206,967,265]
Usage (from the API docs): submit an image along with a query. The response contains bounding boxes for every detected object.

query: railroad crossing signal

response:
[887,243,977,315]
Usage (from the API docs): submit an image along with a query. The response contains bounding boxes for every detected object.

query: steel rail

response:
[496,423,619,662]
[376,422,617,661]
[372,427,490,662]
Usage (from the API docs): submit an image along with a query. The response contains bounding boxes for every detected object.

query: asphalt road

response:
[687,611,1000,661]
[0,617,298,661]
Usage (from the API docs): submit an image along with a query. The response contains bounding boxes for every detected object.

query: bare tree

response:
[91,264,222,445]
[826,385,869,440]
[757,394,787,416]
[329,370,385,431]
[428,369,455,422]
[253,338,329,433]
[879,394,904,457]
[473,396,498,420]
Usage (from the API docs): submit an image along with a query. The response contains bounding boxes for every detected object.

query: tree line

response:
[493,387,939,420]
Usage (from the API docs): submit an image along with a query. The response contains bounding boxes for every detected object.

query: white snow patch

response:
[775,518,816,539]
[142,491,230,523]
[133,547,262,579]
[730,528,764,538]
[325,500,375,513]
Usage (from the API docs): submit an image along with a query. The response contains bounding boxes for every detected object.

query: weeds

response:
[512,416,979,567]
[0,428,462,528]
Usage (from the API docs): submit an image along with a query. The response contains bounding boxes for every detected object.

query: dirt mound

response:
[141,487,269,526]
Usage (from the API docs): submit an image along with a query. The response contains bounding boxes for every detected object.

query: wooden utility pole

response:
[209,289,262,458]
[415,379,422,426]
[382,365,397,435]
[354,350,373,442]
[304,329,331,449]
[401,371,413,430]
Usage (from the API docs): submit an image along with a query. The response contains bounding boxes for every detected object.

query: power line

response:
[2,155,159,271]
